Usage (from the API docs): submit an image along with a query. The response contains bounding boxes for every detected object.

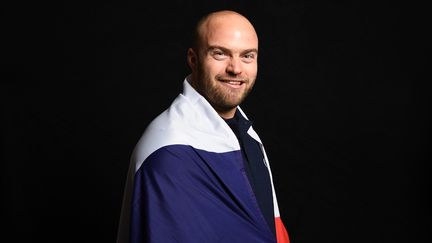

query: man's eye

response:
[244,53,255,59]
[212,51,226,60]
[242,53,256,63]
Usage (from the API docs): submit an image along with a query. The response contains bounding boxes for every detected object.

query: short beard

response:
[194,65,254,114]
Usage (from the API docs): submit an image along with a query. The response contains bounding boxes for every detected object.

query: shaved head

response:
[193,11,258,52]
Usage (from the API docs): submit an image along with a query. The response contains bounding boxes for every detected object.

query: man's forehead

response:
[203,23,257,47]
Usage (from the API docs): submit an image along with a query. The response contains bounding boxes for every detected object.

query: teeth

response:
[228,81,241,85]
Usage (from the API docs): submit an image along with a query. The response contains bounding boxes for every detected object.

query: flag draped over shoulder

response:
[117,78,289,243]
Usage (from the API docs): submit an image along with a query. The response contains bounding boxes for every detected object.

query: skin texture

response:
[187,11,259,119]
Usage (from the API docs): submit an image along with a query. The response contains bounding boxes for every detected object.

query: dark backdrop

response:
[1,1,429,242]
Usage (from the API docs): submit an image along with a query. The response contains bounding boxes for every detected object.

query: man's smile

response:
[217,78,247,89]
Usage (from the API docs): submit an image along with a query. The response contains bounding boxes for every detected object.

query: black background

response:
[1,1,430,242]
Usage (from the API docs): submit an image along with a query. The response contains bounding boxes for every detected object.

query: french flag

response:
[117,78,289,243]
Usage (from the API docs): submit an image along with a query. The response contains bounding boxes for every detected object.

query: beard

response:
[194,65,255,114]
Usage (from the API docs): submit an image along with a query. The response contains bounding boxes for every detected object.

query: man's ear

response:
[187,48,197,71]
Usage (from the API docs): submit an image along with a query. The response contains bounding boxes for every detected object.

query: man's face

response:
[189,15,258,117]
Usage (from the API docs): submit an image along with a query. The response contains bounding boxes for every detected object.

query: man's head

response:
[187,10,258,119]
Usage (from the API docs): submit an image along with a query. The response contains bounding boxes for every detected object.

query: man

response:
[117,10,289,243]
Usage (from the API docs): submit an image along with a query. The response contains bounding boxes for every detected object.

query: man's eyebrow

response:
[240,48,258,55]
[207,46,258,55]
[207,45,231,53]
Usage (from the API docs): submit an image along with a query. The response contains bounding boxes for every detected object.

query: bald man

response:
[117,11,289,243]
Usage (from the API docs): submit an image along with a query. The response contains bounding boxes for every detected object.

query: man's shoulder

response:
[130,96,194,168]
[131,90,241,171]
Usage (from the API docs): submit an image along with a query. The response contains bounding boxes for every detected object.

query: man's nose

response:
[226,57,242,75]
